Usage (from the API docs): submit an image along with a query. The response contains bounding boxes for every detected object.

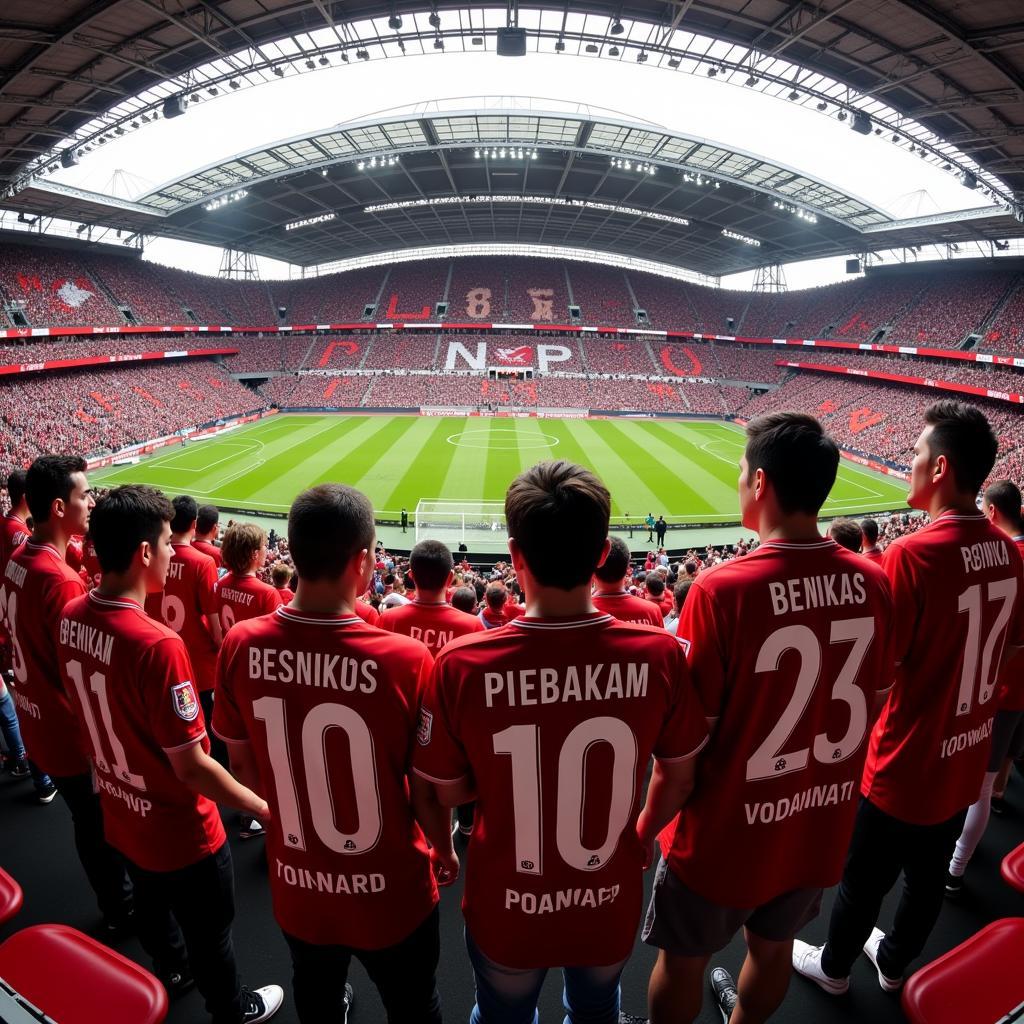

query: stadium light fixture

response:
[273,65,285,77]
[305,59,315,70]
[636,52,648,63]
[585,43,599,53]
[357,49,370,60]
[722,228,760,247]
[745,75,758,87]
[229,79,240,89]
[555,39,565,51]
[817,101,827,111]
[203,188,248,212]
[428,11,441,27]
[788,90,800,101]
[207,86,218,96]
[388,14,402,29]
[707,67,717,77]
[474,149,481,158]
[471,37,483,45]
[668,58,680,68]
[837,110,848,122]
[611,20,624,34]
[319,56,329,66]
[433,39,444,49]
[609,46,620,56]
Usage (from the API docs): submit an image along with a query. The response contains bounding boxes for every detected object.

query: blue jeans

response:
[0,686,51,792]
[466,930,627,1024]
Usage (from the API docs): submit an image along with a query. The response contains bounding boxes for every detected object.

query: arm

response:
[167,742,269,823]
[410,774,460,885]
[205,612,224,649]
[636,757,698,869]
[225,738,262,794]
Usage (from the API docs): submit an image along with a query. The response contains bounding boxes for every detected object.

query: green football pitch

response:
[91,414,910,524]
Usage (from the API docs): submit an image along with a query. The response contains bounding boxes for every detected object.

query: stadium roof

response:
[2,0,1024,209]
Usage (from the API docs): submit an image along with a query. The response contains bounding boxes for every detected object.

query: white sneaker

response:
[241,984,284,1022]
[862,928,903,992]
[792,940,850,995]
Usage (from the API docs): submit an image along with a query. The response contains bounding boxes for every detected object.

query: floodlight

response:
[388,14,402,28]
[611,20,624,34]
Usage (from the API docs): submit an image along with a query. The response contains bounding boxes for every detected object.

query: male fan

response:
[58,485,281,1023]
[415,461,708,1024]
[214,484,453,1024]
[646,413,894,1024]
[0,469,29,570]
[793,400,1024,995]
[215,523,282,633]
[593,535,664,627]
[193,505,223,568]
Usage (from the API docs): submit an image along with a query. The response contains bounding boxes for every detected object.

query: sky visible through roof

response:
[49,51,996,290]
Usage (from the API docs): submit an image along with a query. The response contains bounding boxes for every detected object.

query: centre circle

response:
[446,429,561,451]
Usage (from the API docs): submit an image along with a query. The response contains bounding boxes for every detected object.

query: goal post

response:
[415,499,508,547]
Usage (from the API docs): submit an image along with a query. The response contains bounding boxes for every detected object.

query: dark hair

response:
[646,576,665,598]
[506,460,610,590]
[90,485,173,574]
[26,455,87,524]
[594,535,631,583]
[410,539,454,591]
[673,578,693,612]
[744,412,839,517]
[196,504,220,534]
[288,484,375,582]
[170,494,198,534]
[860,517,879,545]
[485,582,508,610]
[829,518,863,553]
[451,587,478,614]
[5,469,27,508]
[984,479,1024,530]
[923,400,998,496]
[684,559,698,575]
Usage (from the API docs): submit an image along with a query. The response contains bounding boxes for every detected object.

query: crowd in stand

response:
[267,267,385,324]
[0,335,229,366]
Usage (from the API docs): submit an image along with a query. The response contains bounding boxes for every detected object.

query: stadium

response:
[3,1,1024,1022]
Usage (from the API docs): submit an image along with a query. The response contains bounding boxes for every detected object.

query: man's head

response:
[673,578,693,615]
[829,518,863,553]
[26,455,93,536]
[909,401,998,510]
[683,559,698,578]
[169,494,199,537]
[860,517,879,548]
[287,484,375,587]
[593,535,632,585]
[221,522,268,575]
[505,460,611,591]
[409,539,454,594]
[195,504,220,539]
[645,576,665,599]
[983,480,1024,535]
[485,582,508,612]
[5,469,27,513]
[451,586,478,614]
[740,413,839,530]
[90,485,173,593]
[271,561,293,588]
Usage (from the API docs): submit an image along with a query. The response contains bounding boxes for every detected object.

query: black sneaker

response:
[944,871,964,899]
[9,760,31,780]
[37,782,58,804]
[240,985,284,1023]
[342,982,354,1023]
[161,967,196,998]
[618,1014,648,1023]
[101,905,136,941]
[710,966,739,1023]
[991,795,1009,816]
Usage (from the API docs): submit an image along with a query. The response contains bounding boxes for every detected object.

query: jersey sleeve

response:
[675,581,727,724]
[873,573,899,694]
[143,637,208,753]
[197,557,219,618]
[211,633,247,745]
[653,643,709,763]
[49,577,88,625]
[262,586,284,615]
[411,655,470,785]
[881,541,921,666]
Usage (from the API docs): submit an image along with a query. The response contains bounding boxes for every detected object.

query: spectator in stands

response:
[592,535,664,627]
[479,582,509,629]
[451,586,479,615]
[644,575,669,621]
[656,516,667,546]
[664,579,693,637]
[860,518,883,562]
[194,506,223,567]
[828,518,862,554]
[270,562,293,603]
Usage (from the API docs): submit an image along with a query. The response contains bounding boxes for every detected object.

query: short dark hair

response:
[923,400,998,496]
[196,504,220,534]
[673,578,693,612]
[829,518,862,553]
[860,517,879,545]
[506,461,610,590]
[745,412,839,516]
[170,494,198,534]
[5,469,27,508]
[410,539,453,591]
[26,455,87,524]
[451,587,478,614]
[594,535,631,583]
[683,560,698,576]
[645,576,665,597]
[90,485,173,574]
[288,484,375,582]
[485,582,508,610]
[984,479,1024,529]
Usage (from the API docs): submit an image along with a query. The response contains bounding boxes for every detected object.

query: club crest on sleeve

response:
[172,681,200,722]
[417,708,433,746]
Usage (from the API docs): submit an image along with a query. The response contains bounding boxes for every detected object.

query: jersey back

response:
[380,601,485,653]
[593,592,665,628]
[215,571,282,633]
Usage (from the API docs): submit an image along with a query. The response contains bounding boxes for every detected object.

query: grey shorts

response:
[641,858,822,957]
[990,709,1024,770]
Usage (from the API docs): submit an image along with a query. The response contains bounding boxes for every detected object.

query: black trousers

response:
[822,798,968,979]
[283,905,442,1024]
[51,771,133,923]
[127,842,245,1024]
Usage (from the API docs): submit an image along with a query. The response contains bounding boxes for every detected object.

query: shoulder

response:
[365,624,431,663]
[59,592,91,619]
[435,625,506,666]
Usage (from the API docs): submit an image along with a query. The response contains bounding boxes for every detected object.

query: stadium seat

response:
[0,866,23,924]
[900,917,1024,1024]
[1001,842,1024,894]
[0,923,168,1024]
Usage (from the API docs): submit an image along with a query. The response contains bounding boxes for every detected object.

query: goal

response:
[415,499,507,547]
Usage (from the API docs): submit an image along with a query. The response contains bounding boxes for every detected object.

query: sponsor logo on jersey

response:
[172,681,200,721]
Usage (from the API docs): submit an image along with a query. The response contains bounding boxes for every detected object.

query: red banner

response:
[0,347,239,379]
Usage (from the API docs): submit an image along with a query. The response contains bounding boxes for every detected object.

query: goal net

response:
[415,499,507,547]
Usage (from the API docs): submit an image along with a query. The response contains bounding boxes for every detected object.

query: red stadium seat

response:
[0,923,168,1024]
[0,866,23,924]
[1002,842,1024,894]
[901,918,1024,1024]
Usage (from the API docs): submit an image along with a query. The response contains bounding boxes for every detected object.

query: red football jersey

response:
[57,591,225,871]
[413,613,708,968]
[353,600,380,627]
[0,513,29,575]
[862,513,1024,824]
[643,593,668,622]
[593,590,665,628]
[275,586,293,604]
[998,537,1024,712]
[213,606,439,948]
[665,539,895,908]
[145,544,220,692]
[192,539,222,568]
[214,571,282,633]
[380,600,485,653]
[1,542,89,776]
[862,547,884,564]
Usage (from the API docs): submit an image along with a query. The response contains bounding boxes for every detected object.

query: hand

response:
[253,799,273,830]
[430,845,460,887]
[636,817,656,870]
